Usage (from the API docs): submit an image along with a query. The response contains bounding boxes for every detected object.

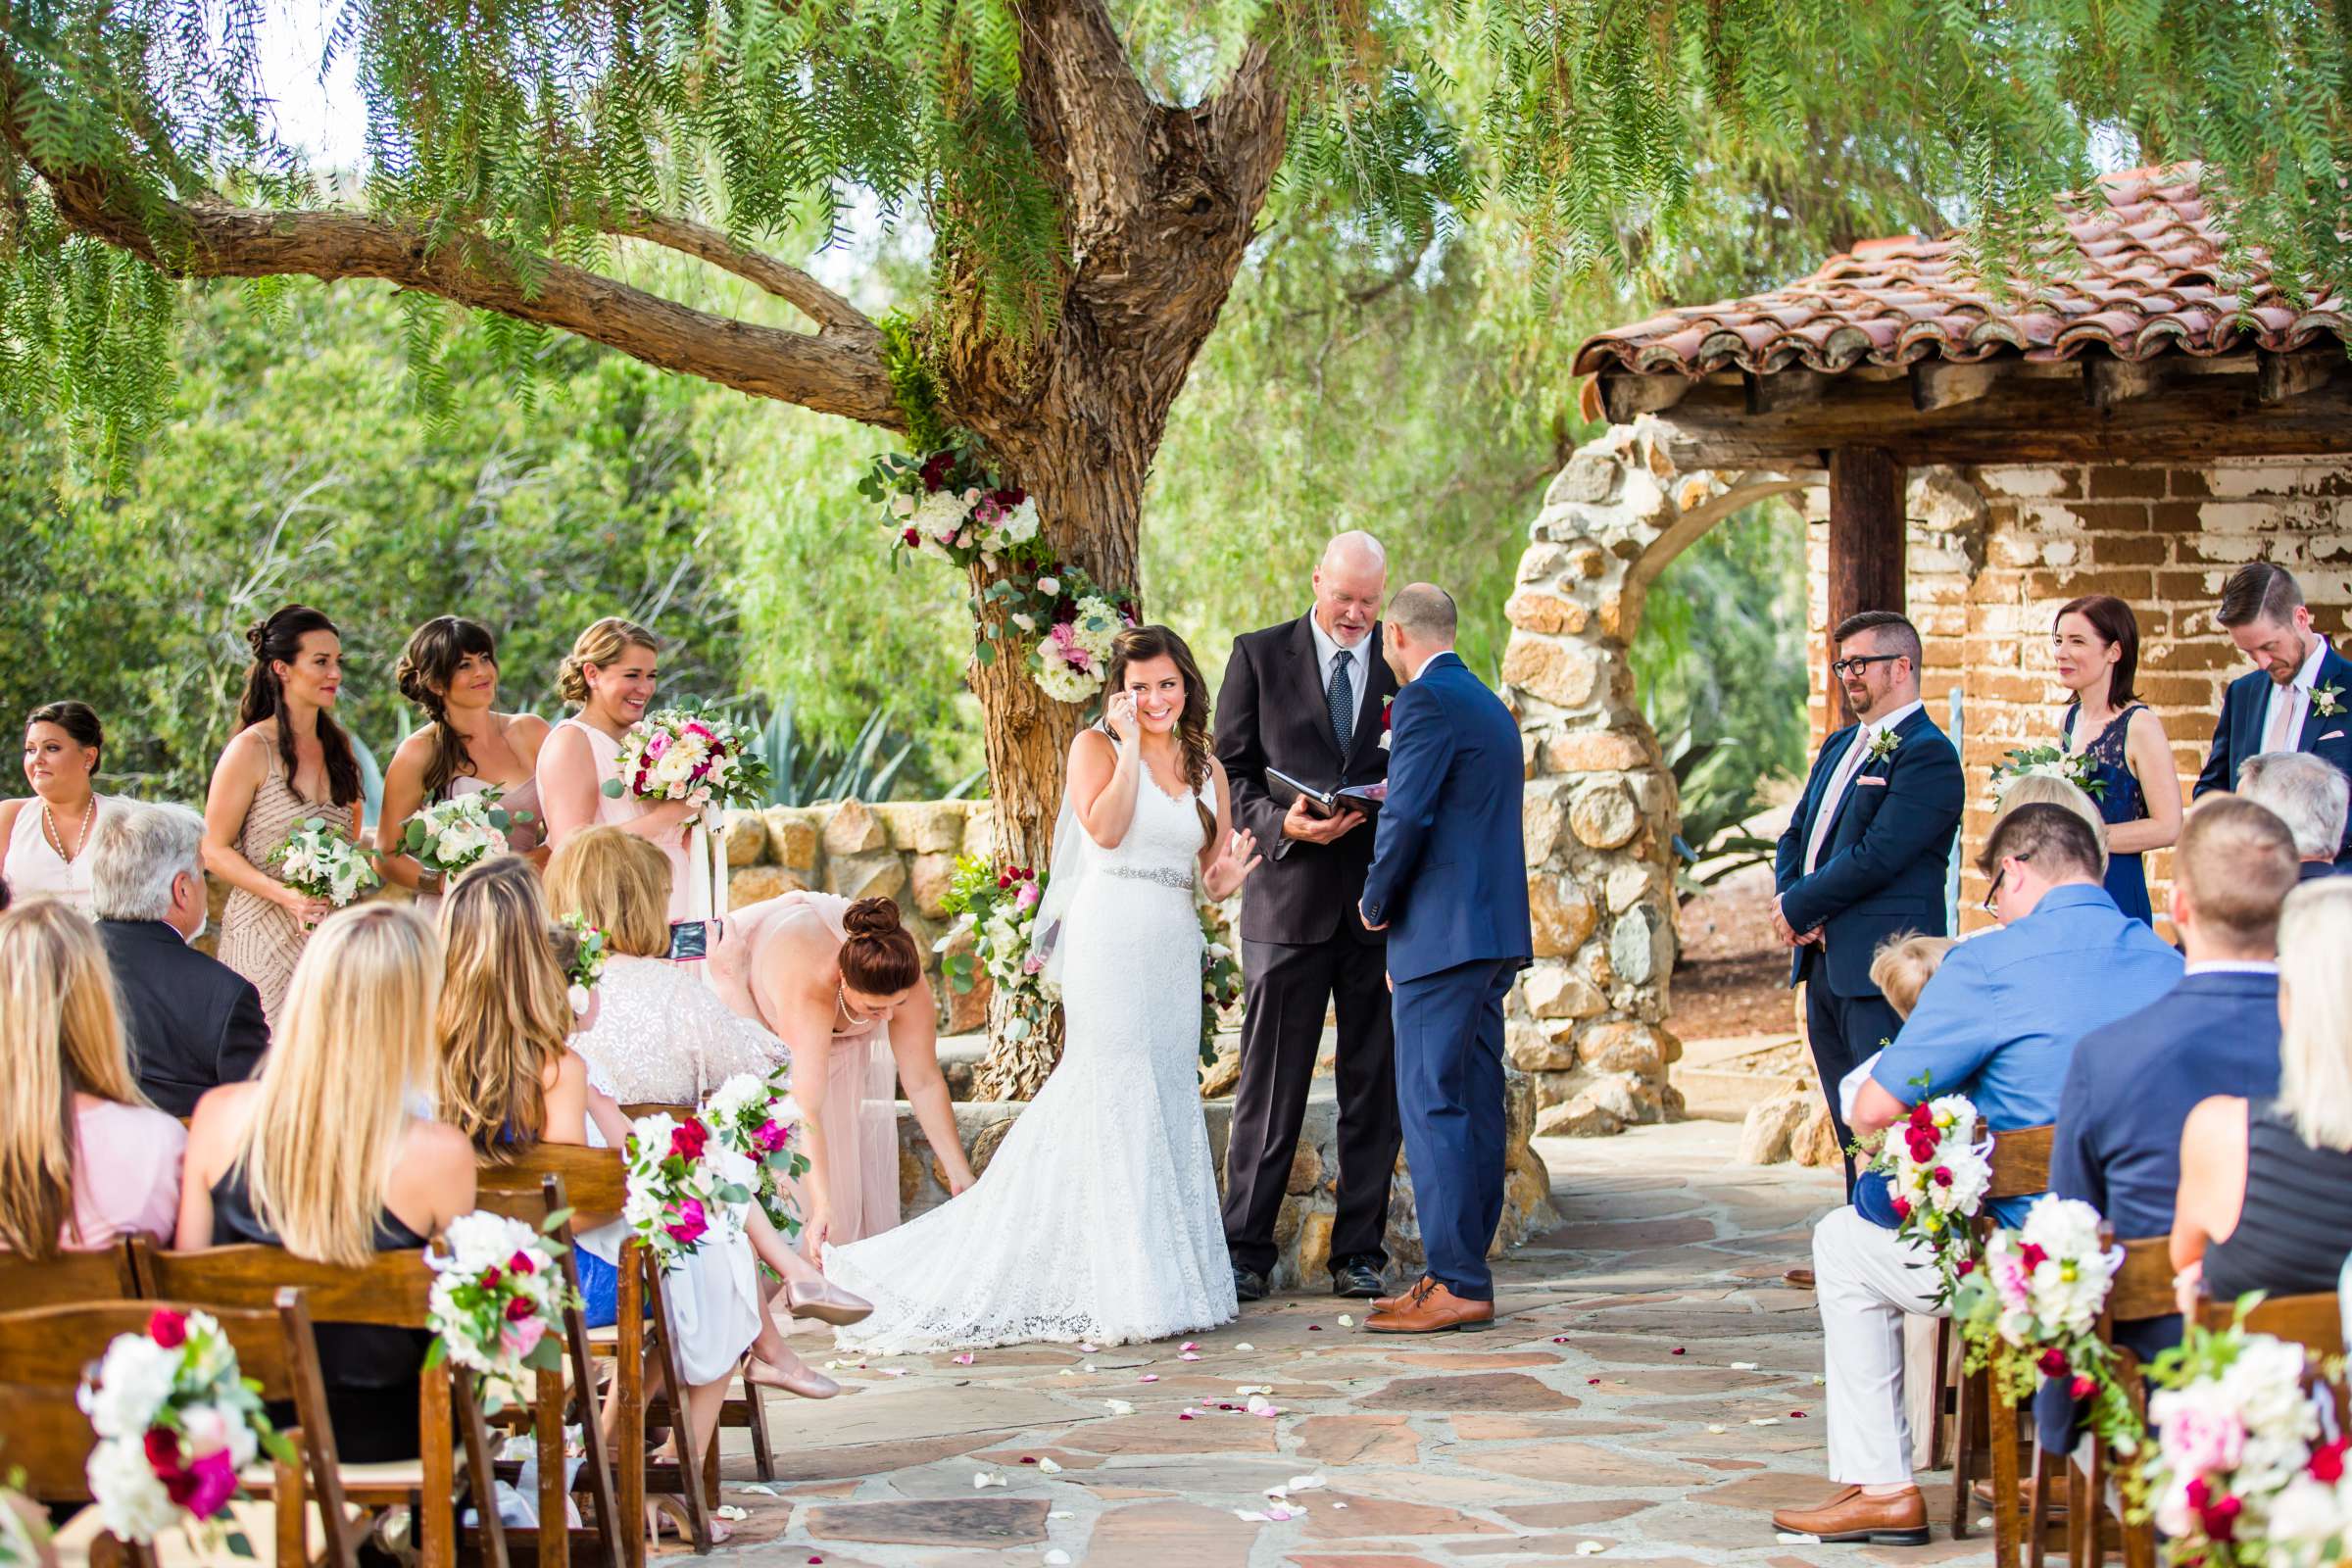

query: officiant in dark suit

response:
[1214,531,1402,1302]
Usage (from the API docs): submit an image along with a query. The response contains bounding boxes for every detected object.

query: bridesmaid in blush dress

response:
[203,607,366,1025]
[709,893,974,1256]
[2050,594,2181,925]
[0,702,120,917]
[534,616,702,922]
[378,616,551,914]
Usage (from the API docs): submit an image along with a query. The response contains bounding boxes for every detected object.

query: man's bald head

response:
[1383,583,1458,681]
[1312,530,1388,649]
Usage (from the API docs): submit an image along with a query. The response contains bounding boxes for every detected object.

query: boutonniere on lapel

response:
[1864,728,1900,764]
[2314,683,2345,718]
[1377,700,1393,750]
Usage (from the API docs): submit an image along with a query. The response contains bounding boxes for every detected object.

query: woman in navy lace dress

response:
[2053,595,2182,924]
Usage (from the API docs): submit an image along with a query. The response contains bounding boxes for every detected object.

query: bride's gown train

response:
[822,772,1238,1352]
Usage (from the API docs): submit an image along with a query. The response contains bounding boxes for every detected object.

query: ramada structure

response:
[1503,165,2351,1135]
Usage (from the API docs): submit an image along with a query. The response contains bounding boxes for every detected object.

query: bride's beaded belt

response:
[1103,864,1196,891]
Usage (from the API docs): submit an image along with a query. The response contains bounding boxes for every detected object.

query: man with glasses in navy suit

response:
[2195,563,2352,866]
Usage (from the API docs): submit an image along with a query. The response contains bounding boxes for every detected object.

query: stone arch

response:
[1498,418,1805,1135]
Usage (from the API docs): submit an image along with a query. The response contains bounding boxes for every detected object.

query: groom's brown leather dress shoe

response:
[1363,1278,1494,1334]
[1770,1485,1930,1545]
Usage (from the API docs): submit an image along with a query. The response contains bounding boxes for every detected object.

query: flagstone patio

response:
[702,1118,1992,1567]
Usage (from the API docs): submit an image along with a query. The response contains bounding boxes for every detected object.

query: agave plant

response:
[742,698,981,808]
[1661,725,1779,899]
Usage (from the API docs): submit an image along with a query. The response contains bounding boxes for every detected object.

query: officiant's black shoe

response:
[1331,1262,1385,1298]
[1233,1266,1268,1303]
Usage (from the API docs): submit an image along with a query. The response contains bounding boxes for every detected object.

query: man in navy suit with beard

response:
[1774,611,1964,1202]
[2195,563,2352,865]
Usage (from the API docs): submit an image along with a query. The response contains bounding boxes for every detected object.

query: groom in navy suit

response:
[1774,611,1964,1199]
[2193,563,2352,865]
[1357,584,1532,1336]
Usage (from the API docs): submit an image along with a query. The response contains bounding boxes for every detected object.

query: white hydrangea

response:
[997,497,1041,545]
[1068,595,1123,665]
[79,1333,179,1440]
[439,1210,537,1279]
[1036,648,1102,705]
[705,1073,767,1127]
[85,1439,181,1543]
[912,490,969,546]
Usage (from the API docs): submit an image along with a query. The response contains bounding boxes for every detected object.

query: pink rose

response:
[646,731,669,759]
[1015,881,1042,911]
[1023,956,1045,975]
[664,1199,709,1248]
[500,1316,550,1361]
[2166,1406,2247,1478]
[178,1406,232,1458]
[177,1448,239,1520]
[2070,1375,2096,1400]
[147,1308,188,1348]
[507,1250,536,1277]
[753,1119,789,1153]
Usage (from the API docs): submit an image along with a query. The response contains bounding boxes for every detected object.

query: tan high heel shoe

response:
[783,1276,874,1326]
[746,1353,841,1399]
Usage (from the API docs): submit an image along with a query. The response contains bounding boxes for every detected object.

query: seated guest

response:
[2237,751,2349,883]
[177,904,476,1463]
[2031,796,2299,1453]
[2173,877,2352,1316]
[1991,773,2109,879]
[1772,805,2182,1546]
[0,901,185,1255]
[89,802,270,1115]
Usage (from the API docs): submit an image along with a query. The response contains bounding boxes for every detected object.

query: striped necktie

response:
[1329,650,1355,753]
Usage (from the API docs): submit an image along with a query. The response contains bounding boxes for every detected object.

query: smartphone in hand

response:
[666,920,709,961]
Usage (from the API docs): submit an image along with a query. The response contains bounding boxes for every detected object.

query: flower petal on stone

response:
[1078,1343,1098,1353]
[1777,1534,1822,1545]
[1045,1552,1072,1565]
[1236,1343,1253,1351]
[1706,1425,1727,1434]
[1139,1374,1159,1383]
[1038,1457,1063,1475]
[1180,1351,1202,1360]
[952,1353,975,1366]
[1102,1399,1134,1415]
[1731,1361,1759,1371]
[1287,1475,1327,1492]
[1747,1418,1781,1426]
[713,1505,750,1522]
[1577,1544,1607,1556]
[1337,1315,1354,1328]
[972,1472,1006,1490]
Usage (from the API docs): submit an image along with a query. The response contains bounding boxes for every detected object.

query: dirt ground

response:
[1671,863,1793,1042]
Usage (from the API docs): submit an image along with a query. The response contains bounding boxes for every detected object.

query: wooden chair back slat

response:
[1984,1123,2056,1200]
[0,1242,143,1309]
[477,1145,627,1214]
[141,1245,434,1325]
[2105,1235,2177,1325]
[2200,1291,2348,1358]
[615,1103,694,1124]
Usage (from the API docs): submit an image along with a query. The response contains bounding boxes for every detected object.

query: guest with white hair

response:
[90,802,270,1115]
[2236,750,2350,883]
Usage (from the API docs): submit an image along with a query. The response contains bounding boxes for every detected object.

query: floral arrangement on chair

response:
[78,1308,295,1547]
[1856,1084,1993,1301]
[269,818,379,906]
[937,858,1055,1043]
[704,1070,814,1243]
[2143,1317,2349,1565]
[622,1110,758,1267]
[424,1210,580,1412]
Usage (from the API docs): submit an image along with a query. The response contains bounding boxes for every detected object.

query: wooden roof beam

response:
[1597,371,1690,424]
[1910,359,2004,412]
[2084,354,2167,411]
[2258,348,2337,405]
[1745,368,1828,415]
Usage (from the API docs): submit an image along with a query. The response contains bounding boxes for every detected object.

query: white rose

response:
[1036,575,1060,596]
[890,491,916,517]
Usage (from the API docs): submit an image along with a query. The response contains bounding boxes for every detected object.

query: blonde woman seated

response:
[1991,773,2110,876]
[177,905,476,1463]
[0,900,185,1256]
[709,893,973,1254]
[2173,878,2352,1317]
[544,833,870,1388]
[438,857,845,1516]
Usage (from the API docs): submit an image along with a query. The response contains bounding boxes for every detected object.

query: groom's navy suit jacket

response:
[1360,653,1533,984]
[2193,642,2352,863]
[1773,707,1964,998]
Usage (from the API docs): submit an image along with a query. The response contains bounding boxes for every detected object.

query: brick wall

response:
[1804,459,2352,930]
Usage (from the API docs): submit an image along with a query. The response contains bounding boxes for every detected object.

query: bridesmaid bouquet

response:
[704,1070,813,1242]
[602,704,770,812]
[78,1307,295,1547]
[398,790,528,883]
[622,1110,758,1267]
[423,1210,578,1411]
[1987,744,2107,807]
[268,817,379,906]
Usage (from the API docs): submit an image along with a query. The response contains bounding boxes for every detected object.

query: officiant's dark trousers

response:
[1392,956,1514,1301]
[1222,930,1401,1282]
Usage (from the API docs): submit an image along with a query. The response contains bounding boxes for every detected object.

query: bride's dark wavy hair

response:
[1104,624,1215,848]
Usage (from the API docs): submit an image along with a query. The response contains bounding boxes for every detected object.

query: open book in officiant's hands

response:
[1266,766,1388,819]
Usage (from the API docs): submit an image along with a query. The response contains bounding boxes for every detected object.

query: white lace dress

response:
[823,774,1238,1352]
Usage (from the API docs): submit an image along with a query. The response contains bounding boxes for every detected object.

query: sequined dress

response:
[220,747,353,1026]
[824,774,1236,1352]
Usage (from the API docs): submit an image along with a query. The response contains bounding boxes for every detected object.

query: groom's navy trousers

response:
[1393,957,1516,1300]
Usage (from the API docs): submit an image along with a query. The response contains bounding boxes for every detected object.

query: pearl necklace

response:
[43,794,95,864]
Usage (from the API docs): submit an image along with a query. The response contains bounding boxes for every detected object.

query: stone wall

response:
[894,1071,1558,1292]
[1797,458,2352,925]
[719,798,1000,1034]
[1498,421,1807,1134]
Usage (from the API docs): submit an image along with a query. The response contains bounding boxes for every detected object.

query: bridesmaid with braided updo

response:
[378,616,551,914]
[203,606,365,1025]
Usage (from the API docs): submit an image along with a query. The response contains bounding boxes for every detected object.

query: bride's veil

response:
[1031,721,1107,986]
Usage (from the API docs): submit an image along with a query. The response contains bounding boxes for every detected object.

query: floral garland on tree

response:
[937,858,1054,1044]
[861,439,1138,706]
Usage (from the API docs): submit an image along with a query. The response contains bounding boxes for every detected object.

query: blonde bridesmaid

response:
[203,606,364,1024]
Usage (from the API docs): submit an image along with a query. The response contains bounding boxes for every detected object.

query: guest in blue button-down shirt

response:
[1772,803,2184,1547]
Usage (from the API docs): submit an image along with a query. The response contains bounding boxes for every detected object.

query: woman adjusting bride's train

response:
[824,625,1262,1352]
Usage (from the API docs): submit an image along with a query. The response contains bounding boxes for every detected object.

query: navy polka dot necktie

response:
[1329,650,1355,753]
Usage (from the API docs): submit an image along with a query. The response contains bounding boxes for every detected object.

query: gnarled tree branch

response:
[607,209,878,340]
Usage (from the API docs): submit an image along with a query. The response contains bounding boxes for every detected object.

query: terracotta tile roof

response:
[1571,165,2350,380]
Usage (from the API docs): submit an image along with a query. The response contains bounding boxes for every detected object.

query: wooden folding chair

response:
[2201,1290,2349,1358]
[134,1246,509,1568]
[0,1240,144,1308]
[0,1293,364,1568]
[612,1102,780,1500]
[2022,1230,2172,1568]
[1943,1122,2054,1552]
[475,1145,709,1566]
[469,1175,623,1568]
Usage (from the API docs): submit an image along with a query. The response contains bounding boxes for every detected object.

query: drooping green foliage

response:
[6,0,2350,478]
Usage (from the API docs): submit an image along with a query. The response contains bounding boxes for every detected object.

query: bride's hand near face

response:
[1105,690,1141,745]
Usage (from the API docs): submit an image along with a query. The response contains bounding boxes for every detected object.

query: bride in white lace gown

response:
[825,625,1262,1352]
